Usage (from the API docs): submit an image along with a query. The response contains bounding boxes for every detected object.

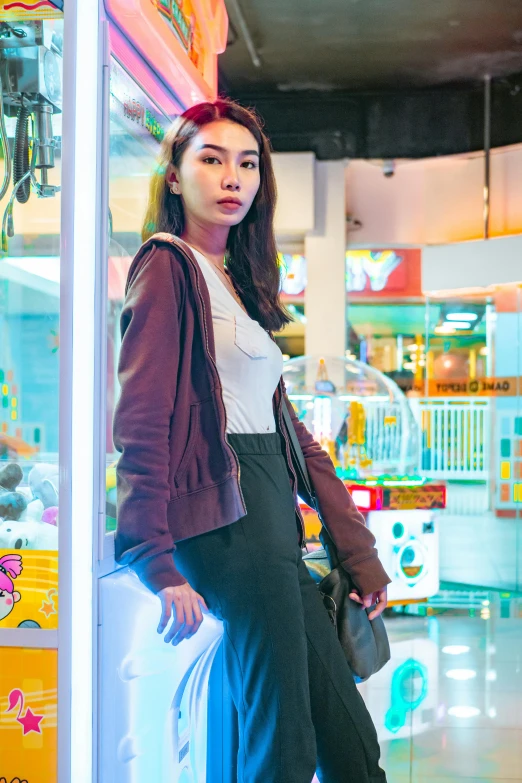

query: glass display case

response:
[104,57,173,534]
[0,15,62,616]
[283,354,419,478]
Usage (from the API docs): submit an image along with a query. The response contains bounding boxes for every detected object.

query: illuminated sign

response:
[110,59,168,145]
[279,248,421,300]
[279,254,307,296]
[347,250,403,292]
[106,0,228,107]
[426,377,518,397]
[155,0,197,63]
[122,95,165,142]
[0,0,62,20]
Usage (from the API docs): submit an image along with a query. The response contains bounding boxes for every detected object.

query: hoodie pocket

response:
[174,402,200,487]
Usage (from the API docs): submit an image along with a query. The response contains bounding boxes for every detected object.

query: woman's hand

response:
[157,582,209,645]
[349,586,388,621]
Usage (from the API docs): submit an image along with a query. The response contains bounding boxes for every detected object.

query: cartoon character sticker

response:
[0,554,22,622]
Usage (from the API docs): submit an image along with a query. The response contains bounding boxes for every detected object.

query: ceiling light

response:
[448,321,472,330]
[442,645,470,655]
[448,706,481,719]
[446,312,478,321]
[446,669,477,681]
[434,324,456,334]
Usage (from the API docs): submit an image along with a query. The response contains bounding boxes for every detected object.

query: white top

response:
[188,245,283,435]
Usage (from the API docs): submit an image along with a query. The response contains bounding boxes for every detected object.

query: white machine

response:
[99,569,225,783]
[367,509,440,603]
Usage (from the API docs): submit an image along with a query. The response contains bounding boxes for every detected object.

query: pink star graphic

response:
[17,706,43,735]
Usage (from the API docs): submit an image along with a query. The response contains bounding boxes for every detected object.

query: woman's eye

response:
[203,156,221,165]
[0,591,5,598]
[242,161,257,169]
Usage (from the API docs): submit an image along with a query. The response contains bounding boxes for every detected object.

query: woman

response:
[113,99,390,783]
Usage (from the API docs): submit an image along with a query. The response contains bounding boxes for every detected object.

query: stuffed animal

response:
[28,463,59,509]
[42,506,58,526]
[0,463,28,521]
[19,498,45,523]
[0,519,58,550]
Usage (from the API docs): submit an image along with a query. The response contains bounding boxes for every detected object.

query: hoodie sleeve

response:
[113,241,187,593]
[282,388,391,596]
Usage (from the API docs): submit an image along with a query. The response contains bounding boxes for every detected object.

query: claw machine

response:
[0,1,228,781]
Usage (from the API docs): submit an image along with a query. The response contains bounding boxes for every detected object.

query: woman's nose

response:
[223,171,240,190]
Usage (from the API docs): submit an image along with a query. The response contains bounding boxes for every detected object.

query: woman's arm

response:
[283,391,391,597]
[113,241,187,593]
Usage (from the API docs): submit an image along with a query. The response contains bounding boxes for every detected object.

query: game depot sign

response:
[424,377,520,397]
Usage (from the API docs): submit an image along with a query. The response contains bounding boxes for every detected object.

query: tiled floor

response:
[356,597,522,783]
[438,484,522,592]
[310,484,522,782]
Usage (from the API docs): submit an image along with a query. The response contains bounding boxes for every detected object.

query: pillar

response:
[304,160,347,362]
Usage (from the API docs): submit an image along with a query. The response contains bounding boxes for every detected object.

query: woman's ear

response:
[166,164,181,195]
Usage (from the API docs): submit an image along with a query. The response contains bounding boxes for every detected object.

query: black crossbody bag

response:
[281,399,390,682]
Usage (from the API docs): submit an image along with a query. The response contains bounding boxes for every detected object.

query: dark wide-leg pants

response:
[175,432,387,783]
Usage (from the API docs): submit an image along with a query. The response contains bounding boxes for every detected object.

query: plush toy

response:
[0,463,28,521]
[19,498,45,523]
[42,506,58,526]
[28,463,59,509]
[0,519,58,550]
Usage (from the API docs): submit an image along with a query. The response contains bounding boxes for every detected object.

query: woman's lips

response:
[217,199,243,211]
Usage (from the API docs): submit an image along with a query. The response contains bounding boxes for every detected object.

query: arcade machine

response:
[0,1,230,782]
[283,356,445,604]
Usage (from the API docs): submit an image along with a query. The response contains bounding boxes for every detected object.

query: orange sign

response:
[0,647,57,782]
[0,550,58,630]
[419,377,520,397]
[0,0,62,20]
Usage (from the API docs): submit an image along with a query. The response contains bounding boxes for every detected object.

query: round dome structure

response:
[283,355,419,478]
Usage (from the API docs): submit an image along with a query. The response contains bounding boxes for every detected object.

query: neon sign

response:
[123,95,165,142]
[346,251,403,292]
[153,0,199,66]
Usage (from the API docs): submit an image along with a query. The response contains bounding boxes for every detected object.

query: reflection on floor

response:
[439,483,522,592]
[358,591,522,783]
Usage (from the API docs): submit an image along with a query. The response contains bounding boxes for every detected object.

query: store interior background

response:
[221,3,522,779]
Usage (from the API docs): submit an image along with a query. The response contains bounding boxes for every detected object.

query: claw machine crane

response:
[0,1,228,782]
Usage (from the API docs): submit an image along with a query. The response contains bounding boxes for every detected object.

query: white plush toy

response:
[18,498,45,523]
[28,463,59,508]
[0,519,58,550]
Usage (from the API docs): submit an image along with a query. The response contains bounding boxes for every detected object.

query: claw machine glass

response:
[98,2,229,783]
[0,6,63,782]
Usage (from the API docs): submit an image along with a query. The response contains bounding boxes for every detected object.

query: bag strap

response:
[281,394,341,569]
[281,396,314,505]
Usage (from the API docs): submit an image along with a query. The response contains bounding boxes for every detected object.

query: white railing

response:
[409,397,491,481]
[364,401,417,475]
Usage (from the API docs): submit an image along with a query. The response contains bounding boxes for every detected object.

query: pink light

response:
[106,0,227,109]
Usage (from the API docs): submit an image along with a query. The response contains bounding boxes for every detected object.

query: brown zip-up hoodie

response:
[113,234,391,596]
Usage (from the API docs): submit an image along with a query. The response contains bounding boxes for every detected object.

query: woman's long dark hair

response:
[142,99,291,333]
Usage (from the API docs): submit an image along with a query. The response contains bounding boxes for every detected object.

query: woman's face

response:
[169,119,261,230]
